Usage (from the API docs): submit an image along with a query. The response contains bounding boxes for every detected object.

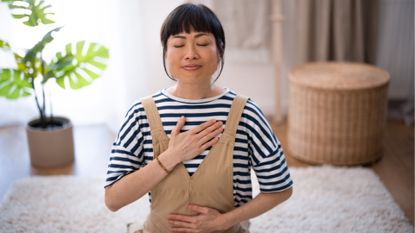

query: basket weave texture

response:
[287,62,390,165]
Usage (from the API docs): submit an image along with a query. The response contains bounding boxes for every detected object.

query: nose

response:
[184,45,199,60]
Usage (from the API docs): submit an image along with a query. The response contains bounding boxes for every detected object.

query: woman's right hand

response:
[168,116,223,162]
[105,116,224,212]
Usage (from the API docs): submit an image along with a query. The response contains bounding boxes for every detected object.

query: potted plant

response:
[0,0,109,167]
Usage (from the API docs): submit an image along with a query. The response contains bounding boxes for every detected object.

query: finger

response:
[200,137,219,151]
[187,204,209,215]
[168,215,197,232]
[198,124,223,146]
[168,214,195,224]
[189,119,217,134]
[196,121,223,140]
[168,219,195,228]
[171,116,186,137]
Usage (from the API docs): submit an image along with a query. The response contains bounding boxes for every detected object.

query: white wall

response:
[218,63,275,115]
[104,0,183,132]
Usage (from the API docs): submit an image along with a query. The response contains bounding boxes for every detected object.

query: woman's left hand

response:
[168,204,226,233]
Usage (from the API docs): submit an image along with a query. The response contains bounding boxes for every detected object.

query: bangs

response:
[165,5,216,35]
[160,3,225,56]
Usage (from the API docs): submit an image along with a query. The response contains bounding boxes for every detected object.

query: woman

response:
[105,3,293,233]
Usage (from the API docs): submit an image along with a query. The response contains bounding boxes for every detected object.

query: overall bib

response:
[139,95,249,233]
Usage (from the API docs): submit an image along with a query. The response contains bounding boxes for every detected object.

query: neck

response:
[168,82,222,100]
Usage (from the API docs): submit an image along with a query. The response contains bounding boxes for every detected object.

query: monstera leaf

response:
[23,27,61,64]
[19,27,61,78]
[1,0,54,26]
[0,69,32,99]
[47,41,109,89]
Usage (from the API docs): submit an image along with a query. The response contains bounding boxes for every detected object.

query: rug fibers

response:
[0,166,413,233]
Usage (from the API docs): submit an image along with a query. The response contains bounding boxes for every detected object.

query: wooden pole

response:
[271,0,285,124]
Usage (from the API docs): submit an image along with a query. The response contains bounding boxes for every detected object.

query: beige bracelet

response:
[156,156,170,174]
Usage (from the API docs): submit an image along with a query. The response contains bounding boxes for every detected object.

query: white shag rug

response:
[0,166,413,233]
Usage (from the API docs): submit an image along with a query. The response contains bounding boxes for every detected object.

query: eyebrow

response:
[172,33,209,39]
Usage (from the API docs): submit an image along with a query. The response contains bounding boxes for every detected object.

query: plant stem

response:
[31,75,45,124]
[40,54,47,127]
[41,79,46,120]
[32,58,46,127]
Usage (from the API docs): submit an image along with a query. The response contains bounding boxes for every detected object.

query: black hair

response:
[160,3,225,82]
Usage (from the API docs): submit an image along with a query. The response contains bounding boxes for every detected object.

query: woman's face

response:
[165,30,219,84]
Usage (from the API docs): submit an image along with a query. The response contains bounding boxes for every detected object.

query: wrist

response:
[215,213,235,231]
[158,149,181,171]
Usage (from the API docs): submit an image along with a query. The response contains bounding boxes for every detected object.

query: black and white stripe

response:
[106,89,293,207]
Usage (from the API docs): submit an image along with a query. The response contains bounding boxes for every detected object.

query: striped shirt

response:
[106,89,293,207]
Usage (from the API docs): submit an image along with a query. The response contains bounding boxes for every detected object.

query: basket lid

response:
[289,62,390,90]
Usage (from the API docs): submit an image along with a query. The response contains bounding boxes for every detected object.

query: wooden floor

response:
[0,120,413,225]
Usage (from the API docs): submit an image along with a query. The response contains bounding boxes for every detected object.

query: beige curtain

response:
[284,0,379,64]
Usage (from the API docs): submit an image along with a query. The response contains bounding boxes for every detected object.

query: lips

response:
[182,64,202,71]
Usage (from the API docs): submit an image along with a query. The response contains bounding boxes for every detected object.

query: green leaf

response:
[0,69,32,99]
[22,26,61,66]
[3,0,55,26]
[55,73,65,88]
[68,72,89,89]
[43,53,74,83]
[50,41,109,89]
[13,52,26,71]
[0,39,11,49]
[81,67,99,79]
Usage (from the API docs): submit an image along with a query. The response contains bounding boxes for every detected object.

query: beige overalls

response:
[137,95,250,233]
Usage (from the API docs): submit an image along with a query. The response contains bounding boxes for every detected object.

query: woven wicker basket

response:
[287,62,390,165]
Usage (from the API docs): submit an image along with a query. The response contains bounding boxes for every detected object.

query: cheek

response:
[165,51,179,68]
[206,49,220,67]
[211,47,221,64]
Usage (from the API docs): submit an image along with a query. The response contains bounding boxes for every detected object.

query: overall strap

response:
[223,95,248,138]
[141,96,168,140]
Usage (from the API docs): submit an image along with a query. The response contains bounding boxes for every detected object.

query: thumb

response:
[171,116,186,137]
